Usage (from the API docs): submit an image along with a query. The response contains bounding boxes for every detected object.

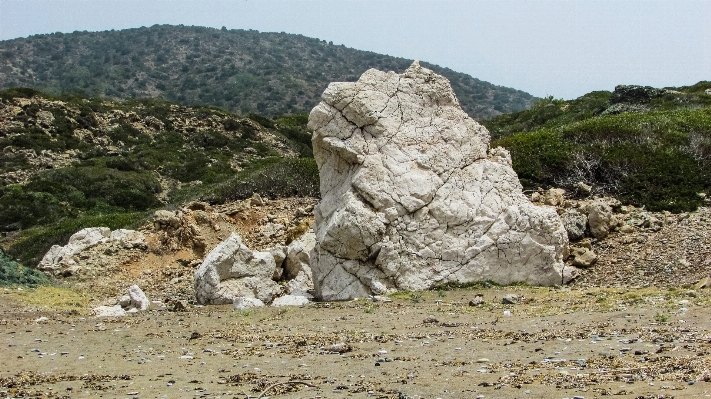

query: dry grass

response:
[2,286,90,312]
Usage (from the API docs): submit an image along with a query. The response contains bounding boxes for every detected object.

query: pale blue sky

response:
[1,0,709,99]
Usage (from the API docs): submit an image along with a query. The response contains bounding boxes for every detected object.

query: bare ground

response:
[2,285,711,399]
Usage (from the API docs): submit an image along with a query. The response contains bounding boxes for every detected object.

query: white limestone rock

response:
[110,229,147,249]
[93,305,126,318]
[194,232,282,304]
[37,227,146,275]
[128,284,150,311]
[308,62,572,300]
[284,229,316,296]
[271,295,310,307]
[38,227,111,274]
[233,296,265,310]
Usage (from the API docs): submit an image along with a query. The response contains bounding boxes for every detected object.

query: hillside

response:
[485,82,711,212]
[0,24,535,119]
[0,88,319,266]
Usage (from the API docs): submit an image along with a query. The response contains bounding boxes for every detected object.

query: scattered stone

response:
[128,285,150,311]
[469,293,485,306]
[587,201,614,239]
[543,188,565,206]
[619,224,635,234]
[233,297,265,310]
[308,62,571,300]
[118,295,131,308]
[271,295,310,307]
[93,305,126,318]
[570,247,598,268]
[249,193,264,207]
[502,294,520,304]
[561,210,587,241]
[423,316,439,324]
[327,343,352,353]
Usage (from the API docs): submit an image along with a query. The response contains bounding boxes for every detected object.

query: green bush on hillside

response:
[0,166,161,229]
[495,108,711,212]
[0,248,49,287]
[206,157,319,203]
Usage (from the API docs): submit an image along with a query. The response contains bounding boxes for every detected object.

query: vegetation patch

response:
[206,157,319,203]
[0,249,49,287]
[489,82,711,212]
[2,285,90,312]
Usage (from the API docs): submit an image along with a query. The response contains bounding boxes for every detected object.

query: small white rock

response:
[233,297,265,310]
[271,295,310,307]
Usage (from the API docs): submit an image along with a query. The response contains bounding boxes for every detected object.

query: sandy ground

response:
[2,286,711,399]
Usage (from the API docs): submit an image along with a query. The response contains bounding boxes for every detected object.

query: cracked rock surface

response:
[308,62,572,300]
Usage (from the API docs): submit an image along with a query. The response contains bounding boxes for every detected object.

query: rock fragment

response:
[502,294,520,304]
[271,295,310,307]
[194,232,282,304]
[570,247,598,268]
[587,201,614,239]
[93,305,126,318]
[233,297,265,310]
[128,285,151,311]
[561,210,587,241]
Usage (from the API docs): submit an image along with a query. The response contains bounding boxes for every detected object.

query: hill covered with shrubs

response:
[484,82,711,212]
[0,88,318,267]
[0,25,535,119]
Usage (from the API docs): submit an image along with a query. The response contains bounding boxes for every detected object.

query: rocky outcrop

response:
[194,232,282,304]
[38,227,146,276]
[307,62,571,300]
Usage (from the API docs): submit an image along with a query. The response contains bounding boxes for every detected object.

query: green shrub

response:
[206,157,319,203]
[0,167,161,229]
[0,248,49,287]
[494,108,711,212]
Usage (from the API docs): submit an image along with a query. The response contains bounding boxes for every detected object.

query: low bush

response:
[494,108,711,212]
[0,248,49,287]
[206,157,319,203]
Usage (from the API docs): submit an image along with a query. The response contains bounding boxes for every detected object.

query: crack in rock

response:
[309,61,572,300]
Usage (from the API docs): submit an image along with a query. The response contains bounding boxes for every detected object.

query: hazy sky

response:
[1,0,709,99]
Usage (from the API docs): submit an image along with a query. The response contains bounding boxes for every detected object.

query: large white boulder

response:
[194,232,282,304]
[308,62,573,300]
